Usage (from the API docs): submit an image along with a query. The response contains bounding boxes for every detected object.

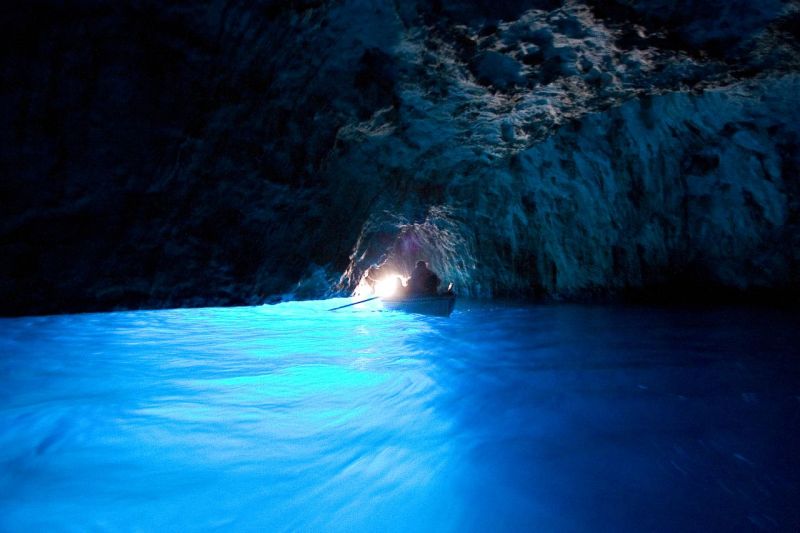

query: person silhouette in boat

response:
[408,260,440,296]
[393,276,408,298]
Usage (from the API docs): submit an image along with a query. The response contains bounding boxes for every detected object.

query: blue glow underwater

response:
[0,299,798,531]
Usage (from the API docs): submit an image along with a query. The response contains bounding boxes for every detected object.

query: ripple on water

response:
[0,300,798,531]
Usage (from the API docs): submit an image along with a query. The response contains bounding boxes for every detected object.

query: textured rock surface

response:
[1,0,799,315]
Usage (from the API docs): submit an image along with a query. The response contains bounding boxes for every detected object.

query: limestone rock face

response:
[501,78,799,297]
[1,0,799,315]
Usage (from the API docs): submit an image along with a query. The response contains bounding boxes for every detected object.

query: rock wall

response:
[499,77,799,297]
[1,0,798,315]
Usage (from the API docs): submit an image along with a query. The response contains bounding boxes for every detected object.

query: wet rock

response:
[527,27,555,49]
[1,0,798,315]
[588,0,785,55]
[501,121,516,142]
[470,51,525,89]
[520,43,544,65]
[550,12,586,38]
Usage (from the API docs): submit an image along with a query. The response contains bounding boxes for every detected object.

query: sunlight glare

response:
[375,276,399,298]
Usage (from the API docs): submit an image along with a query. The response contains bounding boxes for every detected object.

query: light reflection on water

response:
[0,299,799,531]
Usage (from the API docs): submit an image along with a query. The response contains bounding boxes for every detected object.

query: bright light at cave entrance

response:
[374,277,398,298]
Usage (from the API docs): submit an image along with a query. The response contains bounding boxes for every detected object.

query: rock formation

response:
[1,0,799,315]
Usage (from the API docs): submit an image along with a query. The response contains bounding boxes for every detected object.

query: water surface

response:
[1,300,798,531]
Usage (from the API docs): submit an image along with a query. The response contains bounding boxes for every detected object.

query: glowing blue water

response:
[1,300,798,531]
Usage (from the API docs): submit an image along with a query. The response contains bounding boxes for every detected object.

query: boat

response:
[380,293,456,317]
